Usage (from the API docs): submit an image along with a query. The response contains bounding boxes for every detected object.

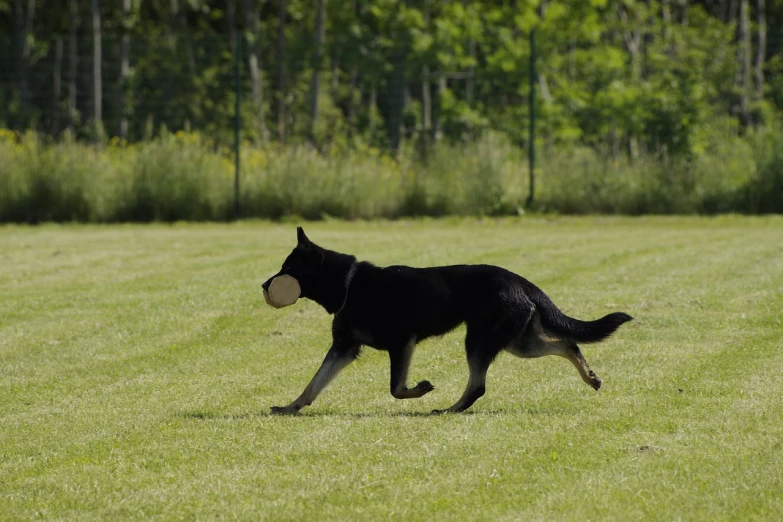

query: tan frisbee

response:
[264,274,301,308]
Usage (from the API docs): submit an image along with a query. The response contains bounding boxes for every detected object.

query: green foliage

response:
[1,1,782,158]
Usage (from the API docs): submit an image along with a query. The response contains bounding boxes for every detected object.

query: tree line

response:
[0,0,781,157]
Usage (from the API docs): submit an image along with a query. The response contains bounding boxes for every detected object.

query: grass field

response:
[1,217,782,520]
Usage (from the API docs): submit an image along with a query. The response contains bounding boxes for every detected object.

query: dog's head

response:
[262,227,325,301]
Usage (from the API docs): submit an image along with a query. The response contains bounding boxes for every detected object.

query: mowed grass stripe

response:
[1,217,782,521]
[546,234,783,520]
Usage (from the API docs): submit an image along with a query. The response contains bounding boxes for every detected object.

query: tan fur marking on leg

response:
[505,312,602,391]
[278,353,354,413]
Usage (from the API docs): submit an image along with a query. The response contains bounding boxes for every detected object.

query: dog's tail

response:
[533,291,633,344]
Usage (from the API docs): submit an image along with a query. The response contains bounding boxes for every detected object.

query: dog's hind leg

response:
[507,313,602,391]
[433,325,511,414]
[270,341,360,415]
[389,337,434,399]
[432,304,535,414]
[432,351,490,414]
[562,343,602,390]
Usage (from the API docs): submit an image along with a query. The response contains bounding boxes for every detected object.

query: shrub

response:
[0,124,780,223]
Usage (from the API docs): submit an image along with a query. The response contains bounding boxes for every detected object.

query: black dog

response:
[263,227,632,414]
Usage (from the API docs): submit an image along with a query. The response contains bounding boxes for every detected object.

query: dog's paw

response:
[270,405,299,415]
[588,371,602,391]
[416,380,435,395]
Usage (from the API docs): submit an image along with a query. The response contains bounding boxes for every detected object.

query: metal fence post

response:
[526,28,536,208]
[234,28,242,220]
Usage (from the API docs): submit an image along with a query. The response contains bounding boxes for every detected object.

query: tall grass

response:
[737,127,783,213]
[0,126,781,223]
[533,119,774,215]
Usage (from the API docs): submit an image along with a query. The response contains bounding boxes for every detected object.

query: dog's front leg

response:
[389,337,434,399]
[270,341,359,415]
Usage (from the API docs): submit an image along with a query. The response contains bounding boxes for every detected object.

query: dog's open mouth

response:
[264,275,301,308]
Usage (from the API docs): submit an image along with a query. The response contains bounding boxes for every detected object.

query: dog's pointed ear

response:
[296,226,310,247]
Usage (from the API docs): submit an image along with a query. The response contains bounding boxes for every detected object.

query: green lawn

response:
[1,217,782,520]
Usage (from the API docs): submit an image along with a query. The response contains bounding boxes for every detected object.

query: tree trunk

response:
[276,0,288,143]
[165,0,178,132]
[422,66,431,139]
[421,0,432,144]
[432,76,446,141]
[385,2,411,155]
[309,0,327,146]
[171,0,196,78]
[616,2,642,82]
[616,0,642,156]
[119,0,131,139]
[536,1,552,104]
[725,0,736,23]
[754,0,766,102]
[662,0,671,44]
[92,0,103,135]
[368,82,377,143]
[228,0,237,54]
[387,46,406,154]
[538,74,553,103]
[738,0,751,126]
[245,0,268,142]
[53,36,63,133]
[13,0,23,120]
[568,39,575,82]
[24,0,35,111]
[68,0,78,131]
[14,0,35,120]
[466,39,475,104]
[346,0,361,139]
[461,0,474,104]
[347,67,359,138]
[382,0,412,153]
[330,50,340,101]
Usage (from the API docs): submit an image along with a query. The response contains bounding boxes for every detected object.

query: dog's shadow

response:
[179,411,255,421]
[178,409,522,420]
